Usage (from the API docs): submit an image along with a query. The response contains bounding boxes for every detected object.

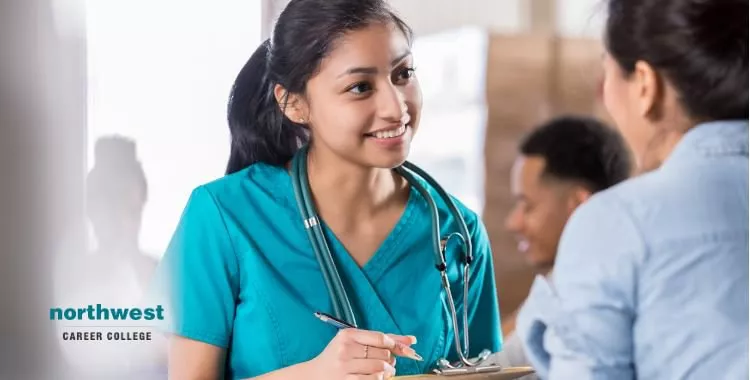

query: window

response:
[86,0,261,258]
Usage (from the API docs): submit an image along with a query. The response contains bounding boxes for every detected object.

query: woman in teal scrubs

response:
[158,0,502,378]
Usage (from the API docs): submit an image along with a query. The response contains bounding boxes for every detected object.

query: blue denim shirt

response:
[516,120,749,379]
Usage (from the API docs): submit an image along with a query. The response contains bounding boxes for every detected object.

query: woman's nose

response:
[378,83,408,123]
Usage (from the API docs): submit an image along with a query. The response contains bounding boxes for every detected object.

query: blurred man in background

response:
[497,116,632,369]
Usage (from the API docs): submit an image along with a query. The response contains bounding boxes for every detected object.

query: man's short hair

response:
[519,115,632,192]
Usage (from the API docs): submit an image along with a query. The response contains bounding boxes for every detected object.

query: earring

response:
[298,118,305,123]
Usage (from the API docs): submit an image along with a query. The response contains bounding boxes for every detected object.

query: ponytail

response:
[226,0,413,174]
[225,39,309,174]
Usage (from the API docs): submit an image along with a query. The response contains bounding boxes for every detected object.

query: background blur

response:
[0,0,610,377]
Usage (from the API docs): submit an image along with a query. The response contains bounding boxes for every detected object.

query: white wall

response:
[263,0,524,37]
[263,0,605,38]
[556,0,606,38]
[408,27,489,214]
[86,0,262,257]
[391,0,605,37]
[388,0,524,35]
[390,0,605,37]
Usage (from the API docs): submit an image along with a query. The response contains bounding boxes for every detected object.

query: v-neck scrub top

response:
[157,162,503,379]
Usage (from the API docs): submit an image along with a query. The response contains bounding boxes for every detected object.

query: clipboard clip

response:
[433,364,504,376]
[432,349,504,376]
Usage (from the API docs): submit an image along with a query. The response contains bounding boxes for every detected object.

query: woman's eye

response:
[347,82,373,95]
[394,67,416,83]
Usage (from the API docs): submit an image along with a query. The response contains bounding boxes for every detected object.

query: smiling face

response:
[505,156,590,272]
[284,22,422,169]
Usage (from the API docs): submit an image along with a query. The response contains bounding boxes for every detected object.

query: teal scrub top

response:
[157,162,502,379]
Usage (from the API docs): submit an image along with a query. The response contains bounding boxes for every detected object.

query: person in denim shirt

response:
[516,0,748,379]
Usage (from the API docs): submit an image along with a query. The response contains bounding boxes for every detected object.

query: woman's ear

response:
[632,60,663,120]
[274,84,309,123]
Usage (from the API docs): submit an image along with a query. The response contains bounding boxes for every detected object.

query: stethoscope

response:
[289,145,503,376]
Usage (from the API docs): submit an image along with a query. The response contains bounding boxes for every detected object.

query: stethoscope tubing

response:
[290,145,480,368]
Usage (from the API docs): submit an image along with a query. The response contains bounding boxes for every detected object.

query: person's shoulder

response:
[585,165,717,232]
[446,193,481,227]
[408,176,485,238]
[574,169,668,226]
[567,179,641,232]
[192,162,287,205]
[558,178,648,264]
[416,179,482,227]
[438,191,485,238]
[594,159,736,214]
[599,169,665,204]
[199,162,275,194]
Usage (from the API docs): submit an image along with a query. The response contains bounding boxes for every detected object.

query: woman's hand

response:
[306,328,419,380]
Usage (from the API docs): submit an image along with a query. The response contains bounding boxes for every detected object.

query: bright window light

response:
[86,0,262,258]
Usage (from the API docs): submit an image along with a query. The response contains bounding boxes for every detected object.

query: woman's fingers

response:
[385,333,421,360]
[387,334,417,345]
[339,341,392,361]
[343,358,396,377]
[318,328,407,379]
[339,329,422,361]
[340,329,396,349]
[390,342,423,361]
[364,345,392,362]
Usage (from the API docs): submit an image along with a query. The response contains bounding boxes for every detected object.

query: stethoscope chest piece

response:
[434,349,504,376]
[434,362,504,376]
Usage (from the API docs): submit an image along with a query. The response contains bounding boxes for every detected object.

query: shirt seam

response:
[643,229,748,250]
[199,184,287,372]
[594,193,649,323]
[197,185,244,359]
[199,185,243,290]
[602,192,651,268]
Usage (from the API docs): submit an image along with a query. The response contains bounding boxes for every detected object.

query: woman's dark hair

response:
[225,0,413,174]
[605,0,748,121]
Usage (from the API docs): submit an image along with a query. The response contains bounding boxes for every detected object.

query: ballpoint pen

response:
[314,311,356,329]
[314,311,423,361]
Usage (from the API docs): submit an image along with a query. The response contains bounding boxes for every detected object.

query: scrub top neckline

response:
[255,161,421,275]
[320,185,419,276]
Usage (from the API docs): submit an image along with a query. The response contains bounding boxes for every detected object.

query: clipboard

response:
[394,366,535,380]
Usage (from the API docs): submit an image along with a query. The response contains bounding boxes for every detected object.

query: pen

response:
[313,311,423,361]
[314,311,355,329]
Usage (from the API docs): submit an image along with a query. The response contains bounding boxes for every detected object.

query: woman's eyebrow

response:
[336,50,412,78]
